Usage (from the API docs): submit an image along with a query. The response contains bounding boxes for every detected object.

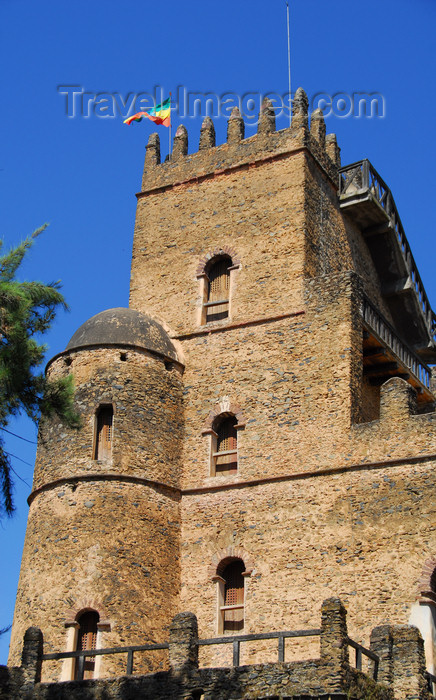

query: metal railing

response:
[339,159,436,344]
[198,627,321,666]
[42,628,379,682]
[362,294,432,389]
[42,641,169,681]
[346,636,379,680]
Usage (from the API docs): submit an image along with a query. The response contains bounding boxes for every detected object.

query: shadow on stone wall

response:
[2,599,431,699]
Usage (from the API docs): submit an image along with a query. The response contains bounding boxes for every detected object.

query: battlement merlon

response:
[138,88,340,195]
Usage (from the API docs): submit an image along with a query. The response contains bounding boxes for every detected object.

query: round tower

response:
[8,308,184,681]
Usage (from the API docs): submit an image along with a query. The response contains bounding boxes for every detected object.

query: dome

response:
[65,308,178,361]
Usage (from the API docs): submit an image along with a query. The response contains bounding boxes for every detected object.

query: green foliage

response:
[0,225,81,517]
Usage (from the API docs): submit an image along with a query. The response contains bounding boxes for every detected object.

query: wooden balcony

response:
[361,295,434,408]
[339,160,436,363]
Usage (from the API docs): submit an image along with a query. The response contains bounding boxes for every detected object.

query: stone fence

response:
[1,598,433,699]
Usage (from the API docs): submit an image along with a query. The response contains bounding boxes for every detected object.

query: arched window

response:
[431,569,436,595]
[205,256,231,323]
[75,610,99,680]
[94,405,113,460]
[212,415,238,475]
[217,559,245,633]
[409,559,436,685]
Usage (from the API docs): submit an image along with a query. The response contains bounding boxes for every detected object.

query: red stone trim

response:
[208,547,255,579]
[196,247,241,278]
[65,598,110,624]
[28,472,180,506]
[201,428,218,437]
[203,400,246,432]
[47,343,185,373]
[417,557,436,603]
[183,452,436,495]
[97,621,111,631]
[136,145,338,200]
[174,309,305,340]
[31,453,436,504]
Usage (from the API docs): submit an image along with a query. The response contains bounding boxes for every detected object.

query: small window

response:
[205,257,231,323]
[75,610,99,680]
[218,559,245,633]
[213,415,238,475]
[94,405,113,460]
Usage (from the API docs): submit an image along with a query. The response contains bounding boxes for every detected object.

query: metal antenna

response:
[286,0,292,126]
[169,92,172,157]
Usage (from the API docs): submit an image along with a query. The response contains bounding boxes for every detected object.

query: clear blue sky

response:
[1,0,435,664]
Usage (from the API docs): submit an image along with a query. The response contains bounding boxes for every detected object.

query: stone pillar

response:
[169,612,198,674]
[227,106,244,144]
[173,125,188,161]
[380,377,417,422]
[20,627,43,686]
[257,97,276,136]
[141,133,161,189]
[292,87,309,134]
[199,116,216,150]
[145,132,161,166]
[320,598,348,691]
[370,624,394,687]
[325,133,341,168]
[310,108,326,147]
[391,625,429,699]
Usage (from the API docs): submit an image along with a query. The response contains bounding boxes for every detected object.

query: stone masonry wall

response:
[9,346,184,680]
[9,480,180,681]
[34,347,184,489]
[180,272,360,490]
[130,149,308,335]
[176,262,436,666]
[7,92,436,694]
[5,600,431,699]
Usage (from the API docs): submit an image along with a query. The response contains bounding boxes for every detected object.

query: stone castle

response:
[3,89,436,699]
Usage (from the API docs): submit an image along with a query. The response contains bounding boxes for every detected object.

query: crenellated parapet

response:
[139,88,341,195]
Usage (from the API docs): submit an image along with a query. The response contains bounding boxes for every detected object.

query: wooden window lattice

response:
[94,406,113,460]
[215,416,237,474]
[222,560,245,632]
[76,611,99,680]
[206,258,231,322]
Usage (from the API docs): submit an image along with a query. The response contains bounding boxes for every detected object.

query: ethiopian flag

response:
[124,97,171,127]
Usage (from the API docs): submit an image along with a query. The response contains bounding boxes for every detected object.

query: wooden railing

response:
[42,628,379,681]
[362,294,432,390]
[339,159,436,345]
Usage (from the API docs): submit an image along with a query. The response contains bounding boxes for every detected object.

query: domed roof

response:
[65,308,178,361]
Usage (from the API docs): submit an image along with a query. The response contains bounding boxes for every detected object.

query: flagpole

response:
[286,0,292,126]
[169,92,172,158]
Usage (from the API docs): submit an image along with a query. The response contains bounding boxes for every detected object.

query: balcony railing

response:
[362,295,431,389]
[42,628,379,681]
[339,159,436,345]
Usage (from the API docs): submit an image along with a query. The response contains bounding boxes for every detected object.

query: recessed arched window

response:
[204,256,231,323]
[217,559,245,633]
[75,610,99,680]
[94,405,113,460]
[409,559,436,686]
[212,414,238,475]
